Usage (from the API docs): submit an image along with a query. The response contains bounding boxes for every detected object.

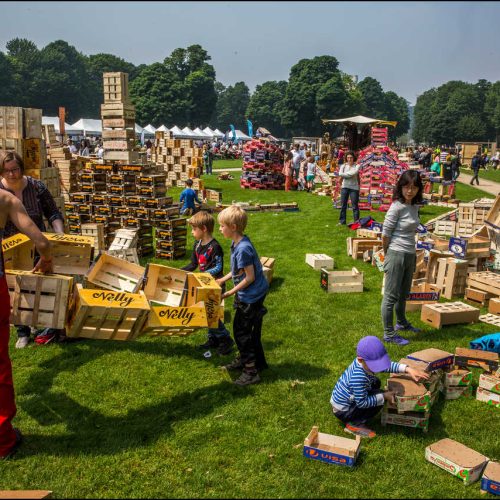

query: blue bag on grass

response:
[469,333,500,354]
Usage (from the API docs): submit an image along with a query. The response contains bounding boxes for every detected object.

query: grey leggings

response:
[381,249,416,336]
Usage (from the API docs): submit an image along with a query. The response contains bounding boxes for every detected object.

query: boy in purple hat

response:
[330,336,429,438]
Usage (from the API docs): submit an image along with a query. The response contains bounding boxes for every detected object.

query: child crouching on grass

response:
[331,336,429,438]
[181,211,234,355]
[216,206,269,386]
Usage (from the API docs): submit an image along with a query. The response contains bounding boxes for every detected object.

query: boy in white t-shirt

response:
[305,154,317,192]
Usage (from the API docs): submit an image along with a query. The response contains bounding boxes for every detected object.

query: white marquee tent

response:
[42,116,83,135]
[71,118,102,136]
[193,127,211,138]
[156,124,169,132]
[213,128,225,138]
[227,129,251,141]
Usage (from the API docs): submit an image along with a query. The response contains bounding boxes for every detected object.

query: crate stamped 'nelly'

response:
[2,233,35,271]
[303,426,361,467]
[6,270,73,329]
[67,284,150,341]
[44,233,94,275]
[85,253,145,293]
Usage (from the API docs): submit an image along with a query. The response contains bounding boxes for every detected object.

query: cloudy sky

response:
[2,1,499,105]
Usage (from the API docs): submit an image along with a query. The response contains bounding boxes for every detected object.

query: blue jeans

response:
[208,320,231,341]
[339,188,360,224]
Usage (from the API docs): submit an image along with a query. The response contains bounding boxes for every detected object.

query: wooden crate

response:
[23,108,42,139]
[305,253,334,270]
[2,233,35,271]
[466,271,500,297]
[320,267,363,293]
[405,282,441,312]
[351,239,381,260]
[489,297,500,315]
[23,138,47,169]
[103,72,130,103]
[81,223,106,252]
[0,106,23,139]
[465,287,495,307]
[420,301,480,329]
[260,257,275,284]
[485,194,500,232]
[6,270,73,329]
[435,258,468,299]
[455,347,499,373]
[66,284,149,341]
[105,248,140,265]
[100,103,135,120]
[434,220,456,236]
[44,233,94,275]
[187,272,222,328]
[85,253,145,293]
[425,249,454,283]
[108,228,138,250]
[0,491,52,499]
[355,228,382,239]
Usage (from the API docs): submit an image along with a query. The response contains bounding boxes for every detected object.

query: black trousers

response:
[332,378,383,425]
[471,169,480,184]
[233,295,267,371]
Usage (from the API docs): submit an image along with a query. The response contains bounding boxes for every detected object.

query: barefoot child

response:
[216,206,269,386]
[330,336,429,438]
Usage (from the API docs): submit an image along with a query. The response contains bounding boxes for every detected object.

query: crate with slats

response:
[6,270,73,329]
[44,233,94,275]
[2,233,35,271]
[434,220,456,236]
[67,284,149,341]
[467,271,500,296]
[81,223,106,252]
[108,229,138,250]
[102,72,130,103]
[479,313,500,328]
[85,252,145,293]
[105,248,140,265]
[435,258,468,299]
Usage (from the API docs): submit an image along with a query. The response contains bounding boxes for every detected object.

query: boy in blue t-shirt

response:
[216,205,269,386]
[179,179,201,215]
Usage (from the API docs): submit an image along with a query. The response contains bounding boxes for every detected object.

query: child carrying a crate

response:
[181,211,234,356]
[331,336,429,438]
[179,179,202,215]
[216,206,269,386]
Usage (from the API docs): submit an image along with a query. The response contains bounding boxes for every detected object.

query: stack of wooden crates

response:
[151,131,204,188]
[101,72,139,163]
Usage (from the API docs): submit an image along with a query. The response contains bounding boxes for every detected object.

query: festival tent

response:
[226,129,251,141]
[143,124,157,134]
[321,115,397,127]
[169,125,183,137]
[42,116,83,135]
[203,126,216,137]
[71,118,102,136]
[213,128,225,138]
[156,124,170,132]
[193,127,211,138]
[181,127,200,139]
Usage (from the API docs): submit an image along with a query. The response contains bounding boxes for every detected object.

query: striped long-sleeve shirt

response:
[331,359,407,411]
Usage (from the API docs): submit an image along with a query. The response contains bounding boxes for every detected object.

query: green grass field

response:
[1,178,497,498]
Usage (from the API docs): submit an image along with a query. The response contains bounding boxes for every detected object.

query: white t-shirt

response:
[292,150,301,167]
[306,162,316,176]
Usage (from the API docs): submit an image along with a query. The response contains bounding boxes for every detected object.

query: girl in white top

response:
[305,155,317,192]
[337,151,360,225]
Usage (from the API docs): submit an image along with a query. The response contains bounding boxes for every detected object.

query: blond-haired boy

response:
[217,206,269,386]
[182,211,234,355]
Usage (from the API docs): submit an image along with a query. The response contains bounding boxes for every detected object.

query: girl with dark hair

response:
[380,170,423,345]
[337,151,360,225]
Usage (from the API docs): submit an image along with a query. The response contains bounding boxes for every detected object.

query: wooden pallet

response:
[67,284,149,341]
[85,253,145,293]
[6,270,73,329]
[420,301,480,329]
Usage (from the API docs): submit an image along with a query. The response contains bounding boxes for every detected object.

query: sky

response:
[1,1,500,106]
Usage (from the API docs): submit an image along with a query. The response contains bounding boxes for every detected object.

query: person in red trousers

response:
[0,173,53,459]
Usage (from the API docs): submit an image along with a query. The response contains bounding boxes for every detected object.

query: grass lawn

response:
[478,168,500,183]
[212,158,241,170]
[1,179,497,498]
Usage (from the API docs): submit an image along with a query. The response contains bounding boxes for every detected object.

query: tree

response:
[0,52,17,104]
[484,81,500,141]
[385,91,410,140]
[357,77,387,119]
[214,82,250,131]
[413,88,437,144]
[246,80,287,137]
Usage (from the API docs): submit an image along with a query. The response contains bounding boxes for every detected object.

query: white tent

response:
[227,129,251,141]
[144,124,157,134]
[156,124,170,132]
[193,127,211,138]
[181,127,201,139]
[321,115,397,127]
[203,126,216,137]
[213,128,225,138]
[42,116,82,135]
[169,125,184,137]
[71,118,102,136]
[135,123,144,135]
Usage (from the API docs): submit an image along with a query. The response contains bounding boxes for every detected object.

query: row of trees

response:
[1,38,411,139]
[413,79,500,145]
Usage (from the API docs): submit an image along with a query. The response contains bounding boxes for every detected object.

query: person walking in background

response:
[282,151,293,192]
[337,151,360,226]
[470,151,481,185]
[203,145,214,175]
[381,170,423,346]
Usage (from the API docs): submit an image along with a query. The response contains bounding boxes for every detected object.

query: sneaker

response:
[216,337,234,356]
[223,357,244,371]
[395,322,421,333]
[344,423,376,438]
[337,222,346,226]
[15,337,30,349]
[197,337,219,351]
[1,428,23,460]
[233,371,261,386]
[34,329,56,345]
[383,333,410,346]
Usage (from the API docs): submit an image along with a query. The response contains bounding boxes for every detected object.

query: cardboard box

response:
[443,368,472,387]
[380,408,430,432]
[0,492,52,499]
[405,283,441,312]
[441,384,473,400]
[481,461,500,495]
[387,377,431,413]
[320,267,363,293]
[303,426,361,467]
[454,347,499,373]
[476,387,500,407]
[393,362,443,393]
[407,348,454,372]
[421,302,480,329]
[305,253,334,270]
[479,372,500,395]
[425,438,489,485]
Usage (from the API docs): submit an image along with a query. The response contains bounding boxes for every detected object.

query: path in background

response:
[456,173,500,196]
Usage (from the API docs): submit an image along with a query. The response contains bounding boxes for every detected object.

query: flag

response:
[230,124,236,142]
[247,120,253,138]
[140,130,145,146]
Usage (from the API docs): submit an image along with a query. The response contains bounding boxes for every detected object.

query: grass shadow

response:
[269,277,285,292]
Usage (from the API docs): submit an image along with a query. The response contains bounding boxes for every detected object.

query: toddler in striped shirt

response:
[331,336,428,438]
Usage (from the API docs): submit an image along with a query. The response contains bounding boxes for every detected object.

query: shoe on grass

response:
[344,422,376,438]
[34,329,56,345]
[233,371,260,386]
[383,333,410,345]
[216,337,234,356]
[15,337,30,349]
[395,322,421,333]
[197,337,219,350]
[223,357,244,371]
[1,428,23,460]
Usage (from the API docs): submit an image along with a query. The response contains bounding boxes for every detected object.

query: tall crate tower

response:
[101,72,139,163]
